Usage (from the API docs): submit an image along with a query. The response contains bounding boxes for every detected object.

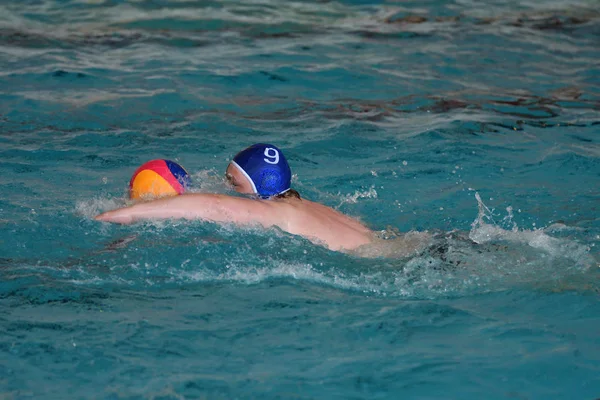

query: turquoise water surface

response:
[1,0,599,398]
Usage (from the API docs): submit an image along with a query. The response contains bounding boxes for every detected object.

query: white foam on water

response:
[187,168,230,194]
[75,196,126,219]
[69,191,597,298]
[172,258,399,296]
[185,193,596,296]
[470,192,595,270]
[336,186,378,207]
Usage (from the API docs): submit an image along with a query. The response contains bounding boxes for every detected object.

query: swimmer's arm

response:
[94,193,276,227]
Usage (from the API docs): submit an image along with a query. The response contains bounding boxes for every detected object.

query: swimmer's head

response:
[226,143,292,199]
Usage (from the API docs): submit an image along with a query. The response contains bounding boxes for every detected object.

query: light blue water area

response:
[1,0,599,398]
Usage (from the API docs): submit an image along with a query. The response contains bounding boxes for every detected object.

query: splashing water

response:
[68,188,598,301]
[469,192,595,270]
[337,186,378,207]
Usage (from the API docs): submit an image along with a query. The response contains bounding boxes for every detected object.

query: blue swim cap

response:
[231,143,292,199]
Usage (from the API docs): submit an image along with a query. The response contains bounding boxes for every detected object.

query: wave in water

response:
[37,192,595,298]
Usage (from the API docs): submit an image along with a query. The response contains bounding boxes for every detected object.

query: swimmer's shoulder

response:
[276,197,371,233]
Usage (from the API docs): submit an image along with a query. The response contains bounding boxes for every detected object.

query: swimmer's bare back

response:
[95,193,373,251]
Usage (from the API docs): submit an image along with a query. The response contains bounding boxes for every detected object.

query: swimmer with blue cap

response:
[96,144,374,251]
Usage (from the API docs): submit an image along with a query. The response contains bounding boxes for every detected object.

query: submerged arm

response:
[95,193,274,226]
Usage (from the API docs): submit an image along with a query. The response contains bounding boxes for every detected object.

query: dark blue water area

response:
[2,283,600,399]
[1,0,600,398]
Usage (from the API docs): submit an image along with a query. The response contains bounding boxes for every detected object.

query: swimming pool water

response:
[1,0,599,398]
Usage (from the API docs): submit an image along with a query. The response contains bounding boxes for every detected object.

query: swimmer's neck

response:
[248,194,302,203]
